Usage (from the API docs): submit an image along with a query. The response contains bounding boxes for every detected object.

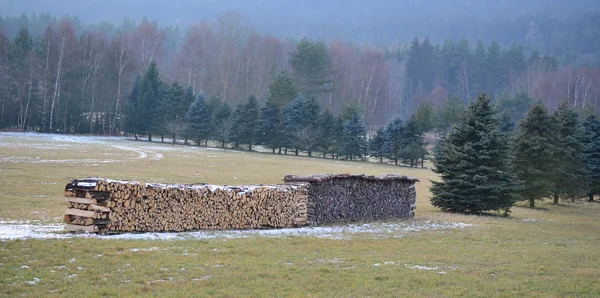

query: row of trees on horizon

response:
[1,12,600,135]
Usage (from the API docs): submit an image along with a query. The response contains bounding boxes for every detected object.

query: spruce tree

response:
[235,95,260,150]
[369,127,385,163]
[289,38,334,99]
[136,62,162,141]
[185,94,210,146]
[513,104,555,208]
[268,71,297,107]
[317,109,336,158]
[331,115,345,159]
[582,115,600,202]
[431,93,516,214]
[401,116,426,167]
[342,113,367,160]
[382,117,403,165]
[256,99,282,153]
[213,102,232,148]
[550,102,589,203]
[124,76,141,139]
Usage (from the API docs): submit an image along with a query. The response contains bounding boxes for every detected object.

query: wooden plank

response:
[65,197,97,205]
[65,208,97,218]
[64,224,98,233]
[88,204,111,213]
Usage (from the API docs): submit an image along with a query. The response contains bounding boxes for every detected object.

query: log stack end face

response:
[284,174,419,225]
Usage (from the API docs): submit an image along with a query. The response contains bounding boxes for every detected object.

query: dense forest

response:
[1,4,600,134]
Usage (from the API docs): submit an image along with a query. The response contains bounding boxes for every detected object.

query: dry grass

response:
[0,132,599,297]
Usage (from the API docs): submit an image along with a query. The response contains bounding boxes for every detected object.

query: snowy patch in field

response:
[0,220,471,241]
[25,277,40,285]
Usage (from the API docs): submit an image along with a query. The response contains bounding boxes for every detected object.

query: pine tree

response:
[205,95,223,145]
[435,96,464,134]
[342,113,367,160]
[431,93,516,214]
[235,95,259,150]
[382,117,404,165]
[130,62,162,141]
[331,115,345,159]
[124,76,142,139]
[289,38,334,100]
[256,99,282,153]
[185,94,210,146]
[582,115,600,202]
[513,104,555,208]
[317,109,336,158]
[369,126,385,163]
[268,71,297,107]
[213,102,232,148]
[550,102,589,203]
[413,101,435,133]
[283,95,321,156]
[401,116,426,167]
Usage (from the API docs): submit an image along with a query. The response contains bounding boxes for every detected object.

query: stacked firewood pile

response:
[284,174,418,225]
[63,174,418,234]
[63,178,308,233]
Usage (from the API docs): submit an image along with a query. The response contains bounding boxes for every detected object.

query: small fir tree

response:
[185,94,210,146]
[512,104,555,208]
[582,115,600,201]
[431,93,516,214]
[342,113,367,160]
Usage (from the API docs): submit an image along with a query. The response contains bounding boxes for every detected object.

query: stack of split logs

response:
[284,174,419,225]
[63,174,418,234]
[64,178,308,233]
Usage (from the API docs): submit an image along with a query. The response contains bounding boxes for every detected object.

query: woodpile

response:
[284,174,418,225]
[63,174,418,234]
[63,178,308,233]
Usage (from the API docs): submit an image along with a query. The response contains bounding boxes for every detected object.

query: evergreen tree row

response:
[431,93,600,215]
[124,63,404,162]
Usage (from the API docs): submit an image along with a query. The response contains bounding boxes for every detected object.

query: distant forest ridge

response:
[1,0,600,64]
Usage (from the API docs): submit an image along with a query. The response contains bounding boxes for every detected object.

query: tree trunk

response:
[50,35,66,132]
[529,198,535,208]
[553,194,559,205]
[161,135,164,143]
[394,158,398,165]
[295,149,298,156]
[272,148,276,154]
[148,133,152,142]
[589,193,594,202]
[134,133,138,140]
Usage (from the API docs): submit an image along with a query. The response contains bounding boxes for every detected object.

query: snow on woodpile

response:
[284,174,419,225]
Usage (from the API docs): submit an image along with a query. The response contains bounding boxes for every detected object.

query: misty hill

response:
[2,0,600,45]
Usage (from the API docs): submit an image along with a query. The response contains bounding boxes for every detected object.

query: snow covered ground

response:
[0,220,471,241]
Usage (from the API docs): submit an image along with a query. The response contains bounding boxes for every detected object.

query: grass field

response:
[1,132,599,297]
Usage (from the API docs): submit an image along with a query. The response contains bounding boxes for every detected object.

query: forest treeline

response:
[1,12,600,135]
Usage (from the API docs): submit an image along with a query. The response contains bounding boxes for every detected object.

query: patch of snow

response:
[25,277,40,285]
[523,218,537,222]
[373,263,381,267]
[0,219,471,241]
[67,274,77,279]
[20,265,29,269]
[407,265,439,270]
